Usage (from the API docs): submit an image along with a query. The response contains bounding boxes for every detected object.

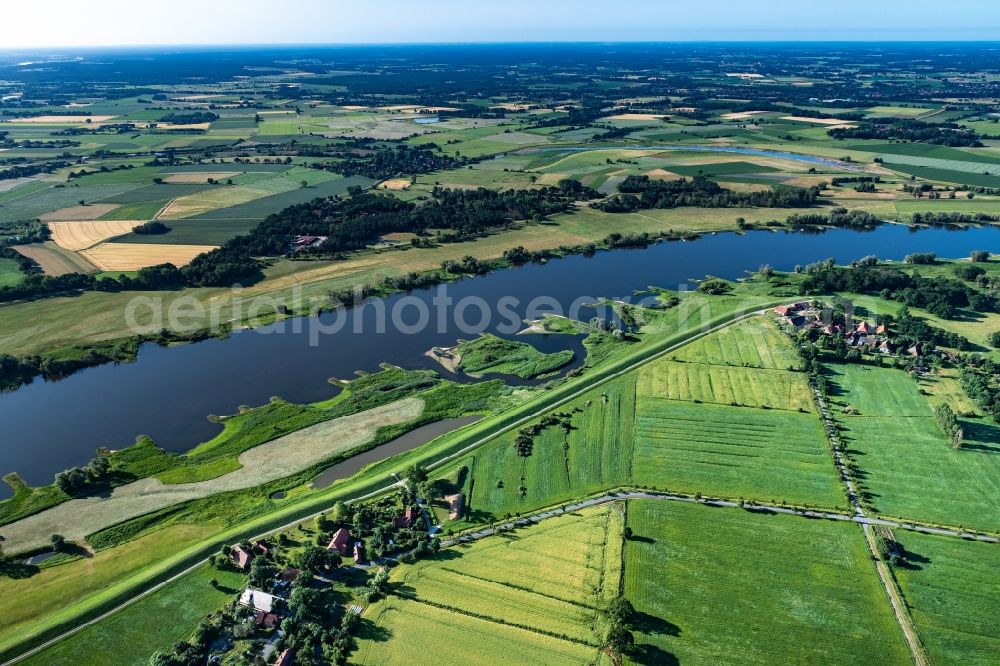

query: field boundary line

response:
[812,372,930,666]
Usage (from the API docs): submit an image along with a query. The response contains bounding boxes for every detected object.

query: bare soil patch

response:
[378,178,412,191]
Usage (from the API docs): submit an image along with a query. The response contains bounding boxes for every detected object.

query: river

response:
[1,222,999,494]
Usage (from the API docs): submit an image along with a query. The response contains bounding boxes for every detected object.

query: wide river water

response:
[2,222,1000,495]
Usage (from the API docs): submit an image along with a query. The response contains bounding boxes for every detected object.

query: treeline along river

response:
[1,223,999,496]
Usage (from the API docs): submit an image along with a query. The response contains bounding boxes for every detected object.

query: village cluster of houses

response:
[775,302,923,357]
[219,502,433,666]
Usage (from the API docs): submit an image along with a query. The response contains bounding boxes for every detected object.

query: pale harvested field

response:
[152,122,211,131]
[158,186,271,219]
[783,175,838,188]
[8,115,116,124]
[605,113,669,121]
[40,203,120,221]
[340,105,369,110]
[720,111,769,120]
[535,173,568,185]
[717,181,771,193]
[162,172,239,184]
[378,178,412,191]
[490,103,533,111]
[12,242,96,275]
[780,116,854,125]
[647,168,680,179]
[49,220,145,251]
[0,398,424,552]
[81,243,217,271]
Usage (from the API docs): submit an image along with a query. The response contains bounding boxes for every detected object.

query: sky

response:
[2,0,1000,48]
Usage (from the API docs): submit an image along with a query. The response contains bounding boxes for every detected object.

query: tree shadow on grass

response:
[632,611,680,638]
[356,618,393,643]
[898,544,931,566]
[630,643,679,666]
[627,534,655,544]
[958,420,1000,454]
[0,560,40,579]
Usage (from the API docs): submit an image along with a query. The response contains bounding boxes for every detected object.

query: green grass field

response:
[885,164,1000,188]
[637,360,815,411]
[355,504,621,665]
[456,334,574,379]
[0,258,24,287]
[632,398,842,506]
[0,524,220,653]
[22,561,244,666]
[624,500,911,665]
[669,316,805,369]
[827,363,1000,530]
[893,531,1000,665]
[669,161,780,177]
[435,314,844,524]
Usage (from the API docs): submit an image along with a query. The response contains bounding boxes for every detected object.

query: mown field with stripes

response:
[431,316,847,524]
[354,504,625,665]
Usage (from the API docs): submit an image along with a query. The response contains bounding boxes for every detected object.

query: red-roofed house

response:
[253,540,270,554]
[774,305,792,316]
[876,324,887,335]
[394,507,417,528]
[855,321,872,335]
[231,545,251,570]
[327,528,352,555]
[274,649,294,666]
[256,611,281,629]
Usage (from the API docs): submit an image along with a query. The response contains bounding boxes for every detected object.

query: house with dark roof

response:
[394,507,417,529]
[231,545,251,570]
[353,543,366,564]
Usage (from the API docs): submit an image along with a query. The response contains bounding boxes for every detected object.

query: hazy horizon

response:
[3,0,1000,49]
